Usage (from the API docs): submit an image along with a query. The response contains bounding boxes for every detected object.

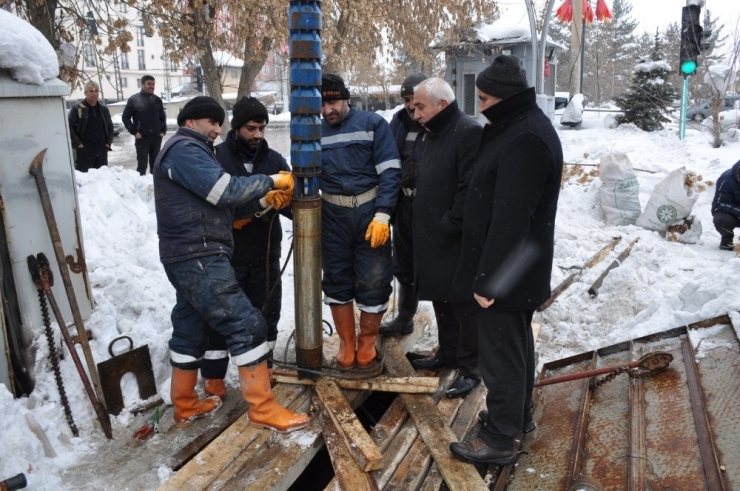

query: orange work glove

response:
[233,218,252,229]
[269,170,295,195]
[364,212,391,248]
[261,189,292,211]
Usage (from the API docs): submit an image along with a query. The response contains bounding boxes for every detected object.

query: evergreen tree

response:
[615,33,679,131]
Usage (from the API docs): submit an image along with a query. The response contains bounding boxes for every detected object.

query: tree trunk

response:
[25,0,60,50]
[237,36,273,101]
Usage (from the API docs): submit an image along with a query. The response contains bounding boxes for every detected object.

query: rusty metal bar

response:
[569,351,597,483]
[628,341,647,491]
[681,336,727,490]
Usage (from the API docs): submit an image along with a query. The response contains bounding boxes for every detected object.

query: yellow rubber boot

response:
[239,362,309,433]
[172,368,222,428]
[204,378,227,401]
[357,312,383,368]
[331,303,357,368]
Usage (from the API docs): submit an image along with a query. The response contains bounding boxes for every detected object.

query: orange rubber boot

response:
[357,312,383,368]
[239,362,309,433]
[204,378,227,401]
[172,368,222,428]
[331,303,356,368]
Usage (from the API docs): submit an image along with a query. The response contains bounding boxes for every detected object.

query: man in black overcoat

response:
[408,78,483,398]
[449,56,563,465]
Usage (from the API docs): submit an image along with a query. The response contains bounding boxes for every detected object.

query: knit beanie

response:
[321,74,350,102]
[177,96,226,126]
[475,55,530,100]
[231,96,269,130]
[401,72,428,97]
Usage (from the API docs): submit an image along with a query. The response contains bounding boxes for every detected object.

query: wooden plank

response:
[315,379,384,472]
[384,338,488,491]
[312,390,380,491]
[385,397,463,490]
[588,237,639,297]
[273,371,438,394]
[157,383,307,491]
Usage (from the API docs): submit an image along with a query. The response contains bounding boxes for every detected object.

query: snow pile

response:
[0,9,59,84]
[476,23,531,42]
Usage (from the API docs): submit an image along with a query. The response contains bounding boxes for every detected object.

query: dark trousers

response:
[433,301,480,379]
[201,258,282,378]
[75,145,108,172]
[391,194,414,285]
[713,211,740,242]
[477,308,534,452]
[135,135,162,176]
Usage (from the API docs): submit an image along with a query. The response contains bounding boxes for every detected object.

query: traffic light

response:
[680,5,702,76]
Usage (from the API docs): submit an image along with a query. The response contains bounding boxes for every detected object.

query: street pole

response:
[570,0,583,97]
[680,76,688,140]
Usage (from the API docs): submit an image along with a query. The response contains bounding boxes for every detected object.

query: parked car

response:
[686,96,739,122]
[111,113,123,137]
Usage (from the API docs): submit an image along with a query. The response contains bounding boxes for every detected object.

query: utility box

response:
[0,69,93,397]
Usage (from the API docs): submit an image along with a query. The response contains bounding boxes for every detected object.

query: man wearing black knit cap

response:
[153,95,309,433]
[198,96,292,401]
[379,72,428,338]
[320,74,401,370]
[449,55,563,465]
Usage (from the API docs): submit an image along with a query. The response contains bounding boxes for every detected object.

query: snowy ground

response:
[1,111,739,489]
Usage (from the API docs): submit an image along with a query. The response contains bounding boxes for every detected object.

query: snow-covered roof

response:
[0,9,59,86]
[436,20,567,52]
[212,51,244,68]
[0,69,68,98]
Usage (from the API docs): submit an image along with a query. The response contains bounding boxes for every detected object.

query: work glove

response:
[259,190,292,211]
[364,212,391,248]
[233,218,252,229]
[269,171,295,195]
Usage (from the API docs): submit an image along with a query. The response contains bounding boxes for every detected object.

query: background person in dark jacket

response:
[407,78,483,399]
[449,56,563,466]
[380,72,428,337]
[123,75,167,175]
[68,81,114,172]
[711,160,740,251]
[320,74,401,369]
[200,97,292,401]
[153,96,307,432]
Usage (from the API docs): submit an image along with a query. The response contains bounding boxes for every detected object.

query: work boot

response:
[331,303,357,368]
[239,362,309,433]
[171,368,223,428]
[719,238,734,251]
[357,311,383,368]
[204,378,227,401]
[380,283,418,337]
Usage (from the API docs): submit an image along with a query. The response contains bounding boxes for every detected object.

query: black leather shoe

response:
[411,355,448,370]
[446,375,480,398]
[379,315,414,337]
[449,437,517,466]
[478,410,537,433]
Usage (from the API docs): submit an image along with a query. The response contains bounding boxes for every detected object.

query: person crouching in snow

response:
[711,160,740,252]
[152,96,308,432]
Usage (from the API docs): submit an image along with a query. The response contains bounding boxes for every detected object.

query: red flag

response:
[544,57,551,78]
[555,0,573,22]
[595,0,612,21]
[582,1,594,22]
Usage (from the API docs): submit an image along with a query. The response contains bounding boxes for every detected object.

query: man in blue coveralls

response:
[320,74,401,369]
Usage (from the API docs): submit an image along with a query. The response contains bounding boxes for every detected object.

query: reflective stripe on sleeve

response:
[206,173,232,205]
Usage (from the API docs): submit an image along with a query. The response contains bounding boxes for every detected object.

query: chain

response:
[589,365,669,391]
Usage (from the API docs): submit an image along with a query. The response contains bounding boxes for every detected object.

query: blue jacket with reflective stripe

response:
[321,107,401,212]
[153,127,273,264]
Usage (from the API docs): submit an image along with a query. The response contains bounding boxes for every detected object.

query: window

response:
[137,50,146,70]
[170,60,178,71]
[136,27,145,47]
[119,77,128,88]
[84,44,96,67]
[137,78,141,88]
[118,2,128,12]
[262,64,270,75]
[120,51,129,69]
[463,73,475,115]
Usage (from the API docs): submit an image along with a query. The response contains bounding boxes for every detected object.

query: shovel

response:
[97,336,158,415]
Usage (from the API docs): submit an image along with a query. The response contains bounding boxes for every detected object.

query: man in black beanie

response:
[379,72,428,338]
[449,55,563,465]
[152,95,309,432]
[199,96,292,400]
[320,73,401,370]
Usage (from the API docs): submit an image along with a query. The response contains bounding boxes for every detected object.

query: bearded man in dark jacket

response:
[380,72,428,337]
[408,78,483,399]
[199,97,292,401]
[449,56,563,466]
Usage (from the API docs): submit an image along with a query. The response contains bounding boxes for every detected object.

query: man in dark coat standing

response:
[408,78,483,398]
[380,72,428,337]
[449,56,563,465]
[122,75,167,176]
[711,160,740,251]
[68,81,114,172]
[200,97,292,400]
